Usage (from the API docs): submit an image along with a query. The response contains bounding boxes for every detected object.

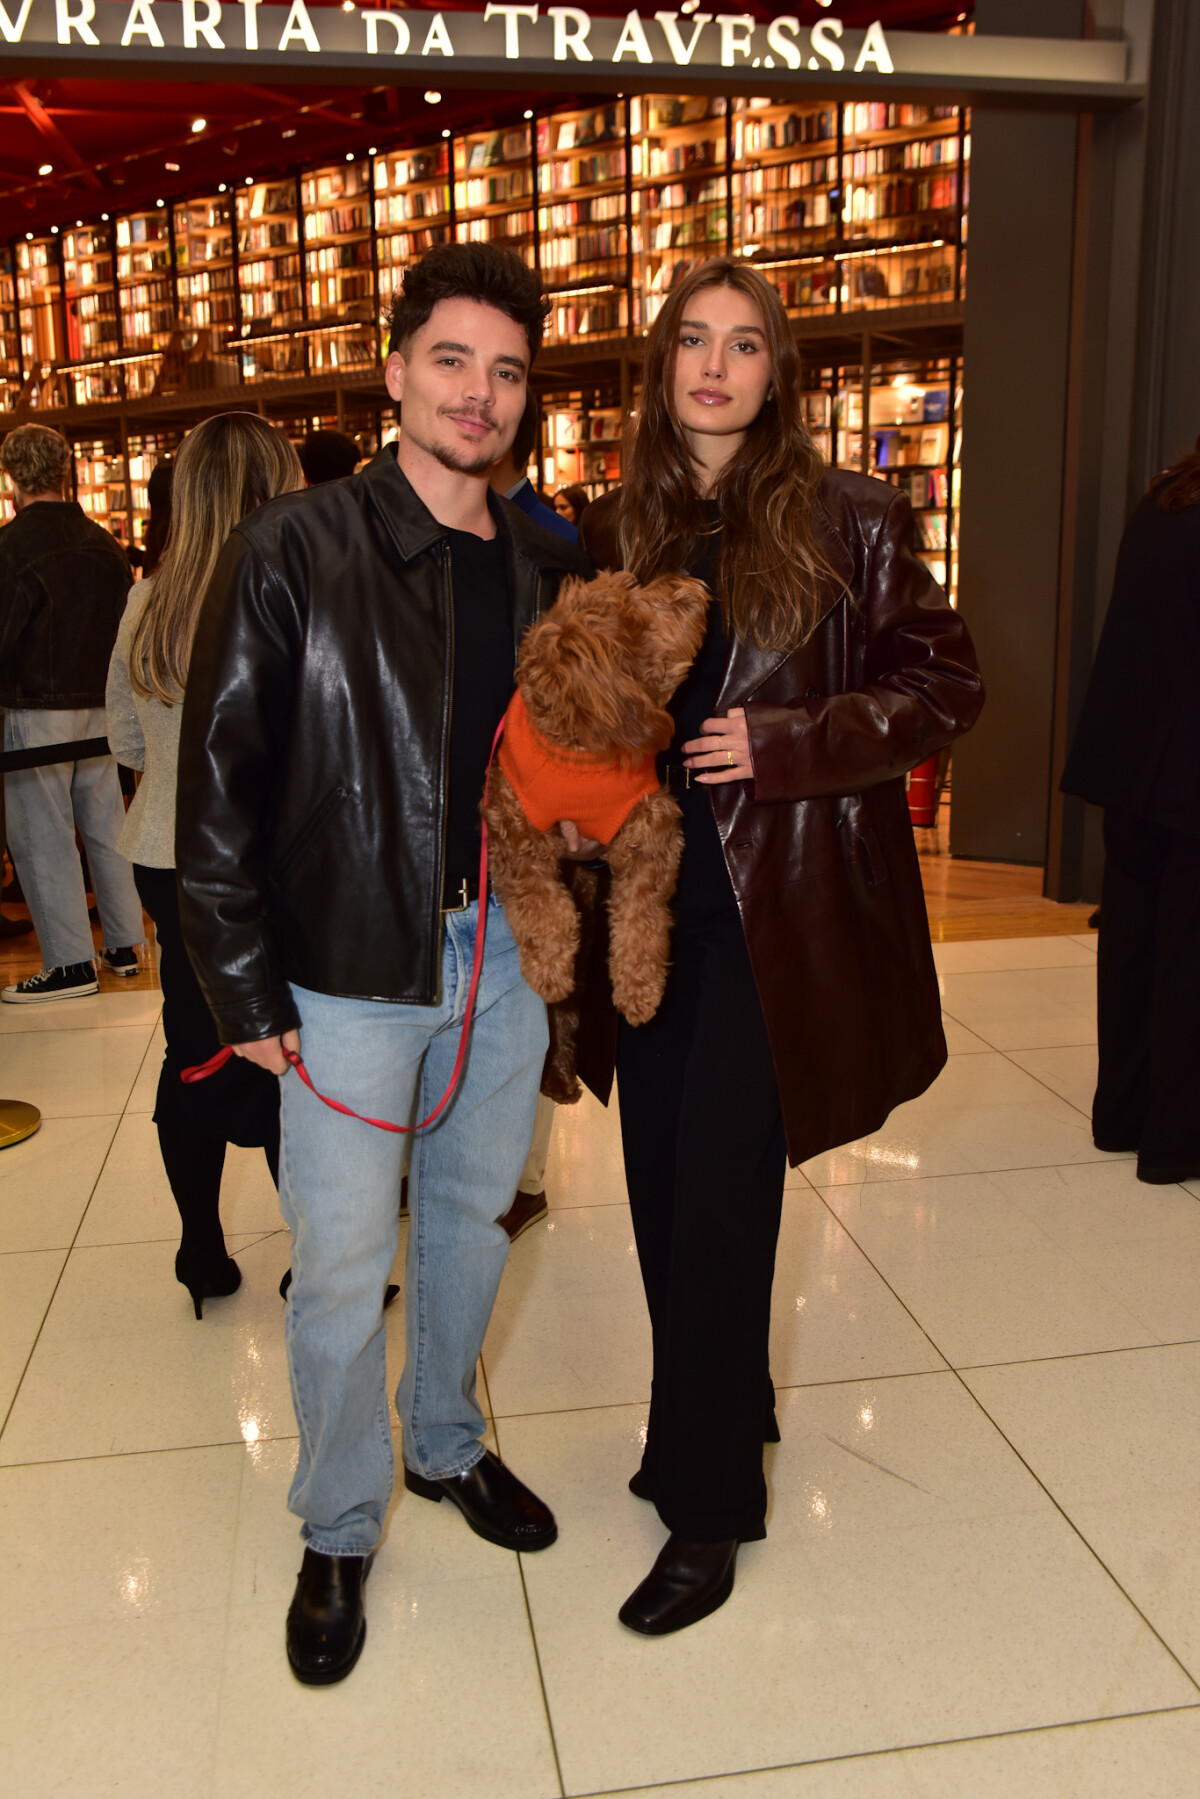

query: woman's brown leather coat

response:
[580,469,985,1167]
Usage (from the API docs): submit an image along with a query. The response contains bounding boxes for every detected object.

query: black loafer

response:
[404,1448,557,1551]
[618,1534,738,1636]
[286,1547,372,1685]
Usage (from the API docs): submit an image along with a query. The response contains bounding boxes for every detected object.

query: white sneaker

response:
[2,962,99,1003]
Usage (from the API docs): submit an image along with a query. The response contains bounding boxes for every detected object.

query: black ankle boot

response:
[175,1247,240,1320]
[618,1533,739,1635]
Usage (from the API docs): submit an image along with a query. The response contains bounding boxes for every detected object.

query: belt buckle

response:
[443,877,470,914]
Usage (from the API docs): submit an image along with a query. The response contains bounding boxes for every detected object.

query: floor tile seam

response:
[0,1101,129,1444]
[955,1337,1200,1376]
[560,1702,1200,1797]
[488,1407,568,1798]
[57,1226,289,1256]
[815,1148,1135,1191]
[208,1446,251,1798]
[944,1370,1200,1694]
[993,1044,1096,1118]
[484,1368,961,1426]
[0,1430,303,1472]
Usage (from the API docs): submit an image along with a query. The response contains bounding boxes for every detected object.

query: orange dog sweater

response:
[497,690,661,846]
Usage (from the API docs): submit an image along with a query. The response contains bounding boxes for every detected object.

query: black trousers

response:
[1094,808,1200,1172]
[616,906,787,1543]
[134,864,280,1258]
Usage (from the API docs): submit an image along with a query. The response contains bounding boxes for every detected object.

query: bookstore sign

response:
[0,2,1137,103]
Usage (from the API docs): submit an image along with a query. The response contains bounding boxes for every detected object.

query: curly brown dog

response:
[484,568,710,1036]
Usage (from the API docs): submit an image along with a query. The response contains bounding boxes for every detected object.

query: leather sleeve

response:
[745,488,984,802]
[176,530,303,1045]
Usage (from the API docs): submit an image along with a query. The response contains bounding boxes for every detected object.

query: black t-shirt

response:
[661,503,738,914]
[443,526,514,892]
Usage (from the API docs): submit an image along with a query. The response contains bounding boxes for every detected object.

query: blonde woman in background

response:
[107,413,303,1317]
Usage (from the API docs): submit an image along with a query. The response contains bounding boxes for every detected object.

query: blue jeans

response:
[4,707,144,968]
[278,898,547,1557]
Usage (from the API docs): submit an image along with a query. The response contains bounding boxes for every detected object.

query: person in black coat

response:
[1061,438,1200,1184]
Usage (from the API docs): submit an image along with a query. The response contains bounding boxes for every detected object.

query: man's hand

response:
[231,1027,301,1075]
[557,819,605,861]
[683,706,754,784]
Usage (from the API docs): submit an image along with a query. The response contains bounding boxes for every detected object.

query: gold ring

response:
[727,750,734,766]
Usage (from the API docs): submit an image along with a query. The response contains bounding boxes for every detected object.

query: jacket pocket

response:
[272,786,348,884]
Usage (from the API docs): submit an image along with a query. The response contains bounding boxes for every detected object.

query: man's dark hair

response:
[387,242,550,365]
[510,390,541,473]
[300,430,361,486]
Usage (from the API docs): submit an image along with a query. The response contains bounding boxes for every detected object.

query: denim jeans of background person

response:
[175,242,593,1687]
[0,422,143,1003]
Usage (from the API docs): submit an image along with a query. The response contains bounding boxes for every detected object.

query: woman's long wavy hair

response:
[619,257,836,650]
[1155,434,1200,511]
[130,412,302,704]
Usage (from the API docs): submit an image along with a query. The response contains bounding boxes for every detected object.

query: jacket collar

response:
[362,443,581,574]
[716,495,855,709]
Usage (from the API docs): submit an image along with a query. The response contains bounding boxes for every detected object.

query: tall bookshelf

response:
[15,235,66,367]
[0,246,19,401]
[301,157,377,377]
[174,191,237,339]
[61,223,119,374]
[374,142,453,344]
[73,435,130,542]
[236,176,304,381]
[631,94,730,330]
[454,122,536,270]
[537,100,630,346]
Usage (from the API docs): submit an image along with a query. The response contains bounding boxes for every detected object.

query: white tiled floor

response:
[3,933,1199,1798]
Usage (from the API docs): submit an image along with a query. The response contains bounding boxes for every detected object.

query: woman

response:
[553,484,590,528]
[107,413,303,1317]
[578,258,983,1634]
[1061,436,1200,1184]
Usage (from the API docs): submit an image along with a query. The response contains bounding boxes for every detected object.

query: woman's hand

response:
[683,707,754,783]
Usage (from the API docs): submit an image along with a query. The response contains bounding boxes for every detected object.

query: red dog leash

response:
[181,719,504,1135]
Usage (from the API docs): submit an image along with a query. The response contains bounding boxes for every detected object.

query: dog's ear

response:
[629,576,712,705]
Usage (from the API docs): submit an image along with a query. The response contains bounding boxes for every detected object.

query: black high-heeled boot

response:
[175,1248,241,1320]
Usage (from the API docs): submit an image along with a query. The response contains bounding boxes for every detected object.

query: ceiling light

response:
[218,182,227,192]
[38,162,53,175]
[368,146,377,155]
[342,0,354,9]
[192,117,207,133]
[51,224,59,233]
[524,110,533,120]
[25,231,33,240]
[245,176,253,184]
[165,161,180,172]
[345,152,354,162]
[101,212,109,220]
[424,90,441,104]
[680,0,699,11]
[442,128,451,139]
[156,198,164,207]
[75,219,82,226]
[282,128,296,139]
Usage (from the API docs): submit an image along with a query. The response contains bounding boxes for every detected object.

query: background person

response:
[581,258,983,1636]
[107,413,302,1317]
[299,429,360,487]
[0,423,144,1002]
[490,391,577,545]
[553,484,591,529]
[1061,436,1200,1184]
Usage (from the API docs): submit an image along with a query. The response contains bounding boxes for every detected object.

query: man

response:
[489,389,578,545]
[176,242,592,1686]
[0,423,144,1000]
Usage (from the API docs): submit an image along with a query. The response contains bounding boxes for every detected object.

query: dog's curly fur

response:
[484,570,710,1068]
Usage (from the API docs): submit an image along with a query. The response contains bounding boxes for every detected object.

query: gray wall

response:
[951,0,1085,866]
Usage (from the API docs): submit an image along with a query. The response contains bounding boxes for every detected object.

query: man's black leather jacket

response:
[176,445,592,1046]
[0,499,130,708]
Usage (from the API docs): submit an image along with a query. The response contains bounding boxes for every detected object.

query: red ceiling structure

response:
[2,3,971,238]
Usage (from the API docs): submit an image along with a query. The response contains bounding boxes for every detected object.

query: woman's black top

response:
[661,502,738,914]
